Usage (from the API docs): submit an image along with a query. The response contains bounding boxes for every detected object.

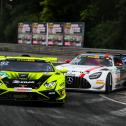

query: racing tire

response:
[55,101,65,107]
[56,102,64,107]
[105,73,112,94]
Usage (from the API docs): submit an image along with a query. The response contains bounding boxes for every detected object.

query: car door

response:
[114,56,126,84]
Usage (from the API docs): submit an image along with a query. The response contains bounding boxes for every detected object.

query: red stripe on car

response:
[85,66,102,73]
[79,66,102,78]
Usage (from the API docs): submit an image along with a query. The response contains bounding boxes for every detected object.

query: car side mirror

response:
[60,69,68,73]
[115,62,123,66]
[64,60,71,63]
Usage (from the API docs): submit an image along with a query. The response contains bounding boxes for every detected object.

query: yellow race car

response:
[0,55,67,104]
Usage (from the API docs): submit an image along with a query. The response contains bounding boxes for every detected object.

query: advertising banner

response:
[18,23,32,44]
[17,22,85,47]
[48,23,64,46]
[32,23,47,45]
[64,22,85,47]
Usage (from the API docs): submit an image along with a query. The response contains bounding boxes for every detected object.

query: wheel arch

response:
[105,72,113,93]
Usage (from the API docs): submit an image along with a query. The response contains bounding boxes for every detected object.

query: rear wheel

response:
[105,73,112,94]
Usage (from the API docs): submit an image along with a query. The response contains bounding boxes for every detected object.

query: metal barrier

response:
[0,43,126,56]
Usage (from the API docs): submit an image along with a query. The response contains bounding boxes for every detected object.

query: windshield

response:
[0,60,54,72]
[70,55,113,66]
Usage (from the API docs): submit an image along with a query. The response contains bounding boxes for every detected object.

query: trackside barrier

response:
[0,43,126,57]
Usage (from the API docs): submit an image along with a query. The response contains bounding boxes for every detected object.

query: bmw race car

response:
[56,53,126,93]
[0,56,67,103]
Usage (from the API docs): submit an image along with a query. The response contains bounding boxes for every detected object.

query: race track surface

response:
[0,91,126,126]
[0,51,126,126]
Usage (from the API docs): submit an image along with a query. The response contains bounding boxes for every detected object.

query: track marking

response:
[100,94,126,106]
[110,108,126,117]
[84,98,105,103]
[26,109,66,119]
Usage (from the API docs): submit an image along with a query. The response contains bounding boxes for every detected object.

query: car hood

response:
[56,64,106,73]
[0,71,52,80]
[0,71,55,89]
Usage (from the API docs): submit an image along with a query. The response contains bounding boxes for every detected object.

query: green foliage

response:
[40,0,88,21]
[40,0,54,22]
[115,0,126,49]
[0,0,41,43]
[80,5,98,22]
[0,17,5,42]
[0,0,126,49]
[87,21,119,49]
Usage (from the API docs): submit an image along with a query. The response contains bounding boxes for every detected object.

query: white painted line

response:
[100,94,126,106]
[110,108,126,117]
[84,98,105,104]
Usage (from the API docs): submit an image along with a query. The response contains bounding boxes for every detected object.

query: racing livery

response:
[56,53,126,93]
[0,56,67,103]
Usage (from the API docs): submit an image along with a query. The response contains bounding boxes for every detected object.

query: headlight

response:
[0,82,2,86]
[44,81,56,87]
[89,72,102,79]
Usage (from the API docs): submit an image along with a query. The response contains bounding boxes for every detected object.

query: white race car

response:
[56,53,126,93]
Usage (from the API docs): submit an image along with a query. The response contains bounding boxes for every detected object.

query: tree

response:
[0,0,42,43]
[115,0,126,49]
[87,21,119,49]
[40,0,89,22]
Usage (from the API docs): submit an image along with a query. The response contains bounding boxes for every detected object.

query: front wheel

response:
[105,73,112,94]
[55,100,65,107]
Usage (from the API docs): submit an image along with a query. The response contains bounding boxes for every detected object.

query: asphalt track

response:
[0,91,126,126]
[0,51,126,126]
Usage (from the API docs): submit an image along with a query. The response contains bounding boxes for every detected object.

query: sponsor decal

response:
[19,74,28,79]
[96,80,105,84]
[14,87,32,92]
[17,59,35,62]
[48,92,55,95]
[13,80,35,84]
[44,72,49,74]
[0,76,4,79]
[65,73,75,76]
[0,61,9,66]
[0,72,9,79]
[0,72,7,76]
[13,80,20,84]
[60,82,65,87]
[60,89,65,95]
[87,55,99,58]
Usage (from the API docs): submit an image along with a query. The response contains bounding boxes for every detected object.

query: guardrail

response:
[0,43,126,56]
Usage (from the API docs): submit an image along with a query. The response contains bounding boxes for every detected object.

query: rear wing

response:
[0,55,58,63]
[41,57,58,63]
[21,54,58,62]
[0,56,6,60]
